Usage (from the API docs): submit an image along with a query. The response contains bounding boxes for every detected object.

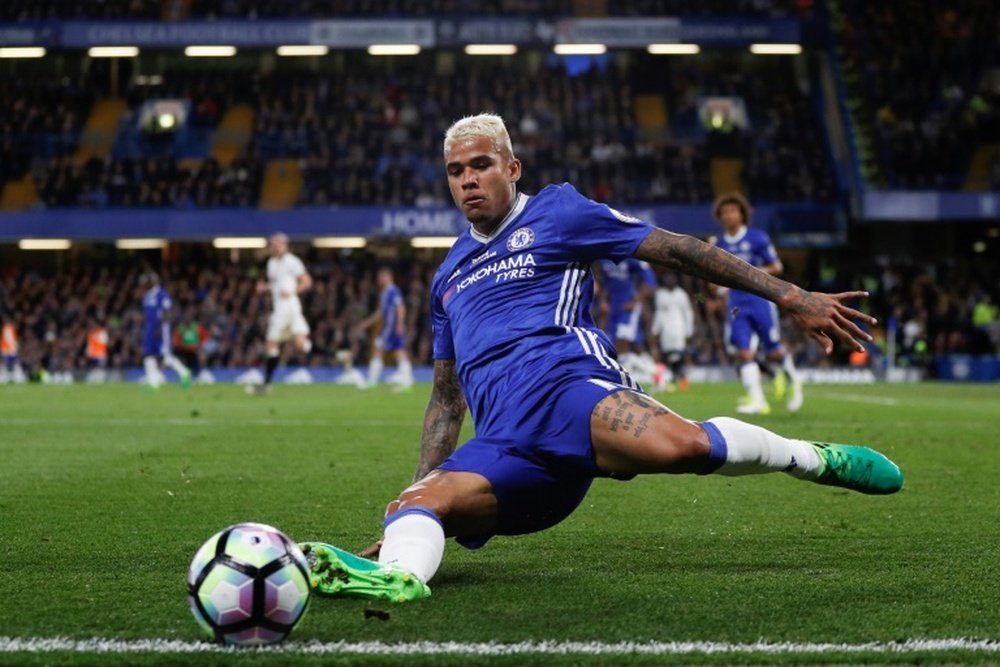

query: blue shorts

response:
[729,301,781,353]
[607,304,644,345]
[143,324,169,358]
[438,377,632,549]
[377,329,405,352]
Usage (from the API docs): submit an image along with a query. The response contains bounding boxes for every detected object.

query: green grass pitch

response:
[1,381,999,665]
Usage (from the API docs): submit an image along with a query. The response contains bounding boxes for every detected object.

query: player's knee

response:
[666,425,711,462]
[394,486,451,522]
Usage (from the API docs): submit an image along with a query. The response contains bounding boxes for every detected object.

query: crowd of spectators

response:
[837,0,1000,189]
[0,252,437,377]
[2,247,996,379]
[4,49,835,209]
[806,251,1000,369]
[0,75,94,185]
[0,0,810,20]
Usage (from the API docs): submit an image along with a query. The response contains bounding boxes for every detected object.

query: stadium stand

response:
[0,0,809,20]
[831,0,999,189]
[0,1,996,382]
[3,50,834,209]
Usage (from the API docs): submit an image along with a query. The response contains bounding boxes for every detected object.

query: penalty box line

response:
[2,637,1000,656]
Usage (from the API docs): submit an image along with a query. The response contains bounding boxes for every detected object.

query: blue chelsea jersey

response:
[597,258,656,310]
[712,226,778,308]
[429,184,655,434]
[142,286,172,329]
[380,283,403,332]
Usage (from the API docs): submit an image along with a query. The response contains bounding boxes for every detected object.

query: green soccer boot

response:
[812,443,903,495]
[773,370,787,400]
[298,542,431,603]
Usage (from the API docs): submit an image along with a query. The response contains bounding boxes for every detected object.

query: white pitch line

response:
[1,637,999,656]
[813,391,900,407]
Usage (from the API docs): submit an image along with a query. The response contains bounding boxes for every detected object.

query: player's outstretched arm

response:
[635,228,875,354]
[414,359,466,482]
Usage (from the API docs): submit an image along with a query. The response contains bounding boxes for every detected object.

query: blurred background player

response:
[140,272,191,390]
[1,315,23,384]
[334,349,367,389]
[594,257,658,386]
[84,316,109,383]
[712,193,802,414]
[356,266,413,390]
[651,271,694,392]
[250,232,314,395]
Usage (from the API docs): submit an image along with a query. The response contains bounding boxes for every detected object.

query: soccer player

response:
[711,193,803,414]
[248,233,313,395]
[140,273,191,389]
[355,266,413,390]
[594,257,658,385]
[651,271,694,392]
[300,113,902,602]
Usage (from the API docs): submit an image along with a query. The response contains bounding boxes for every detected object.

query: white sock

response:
[781,354,799,384]
[379,510,445,584]
[143,356,161,387]
[368,356,383,386]
[397,356,413,385]
[620,351,654,385]
[739,362,766,403]
[704,416,822,479]
[164,355,189,377]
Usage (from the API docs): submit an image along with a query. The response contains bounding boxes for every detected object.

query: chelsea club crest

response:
[506,227,535,251]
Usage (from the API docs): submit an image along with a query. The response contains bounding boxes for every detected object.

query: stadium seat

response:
[211,104,254,168]
[74,98,127,164]
[259,159,304,210]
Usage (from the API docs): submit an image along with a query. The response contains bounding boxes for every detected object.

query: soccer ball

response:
[187,522,311,646]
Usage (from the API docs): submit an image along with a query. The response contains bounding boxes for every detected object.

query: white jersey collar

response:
[723,226,748,244]
[469,192,529,245]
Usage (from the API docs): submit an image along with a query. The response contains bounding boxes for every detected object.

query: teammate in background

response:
[85,317,109,383]
[140,273,191,390]
[249,233,313,396]
[300,113,901,602]
[712,193,803,415]
[651,271,694,392]
[594,257,659,386]
[1,316,20,383]
[355,266,413,390]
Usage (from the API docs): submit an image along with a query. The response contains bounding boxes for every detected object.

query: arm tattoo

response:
[635,229,806,309]
[414,359,466,482]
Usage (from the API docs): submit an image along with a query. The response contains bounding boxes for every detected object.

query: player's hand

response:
[358,538,383,559]
[280,289,292,298]
[782,289,875,355]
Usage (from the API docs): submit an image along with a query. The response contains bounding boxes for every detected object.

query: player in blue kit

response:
[140,273,191,389]
[594,257,658,385]
[300,114,902,602]
[356,266,413,390]
[712,193,803,414]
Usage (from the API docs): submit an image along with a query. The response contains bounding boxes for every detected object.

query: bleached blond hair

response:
[443,113,515,159]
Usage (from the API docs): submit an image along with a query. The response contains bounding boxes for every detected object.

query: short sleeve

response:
[291,256,306,277]
[756,231,779,266]
[554,184,655,263]
[636,260,657,287]
[430,284,454,360]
